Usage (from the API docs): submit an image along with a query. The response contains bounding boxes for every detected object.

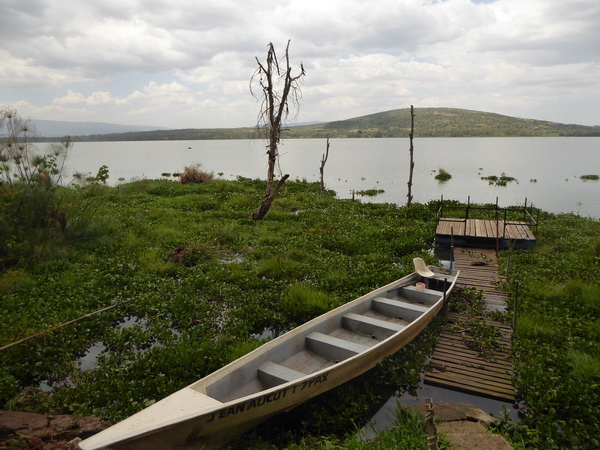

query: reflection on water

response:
[39,314,149,393]
[78,341,108,371]
[251,327,286,340]
[76,315,149,371]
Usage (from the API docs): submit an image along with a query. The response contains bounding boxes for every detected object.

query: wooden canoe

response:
[79,266,459,449]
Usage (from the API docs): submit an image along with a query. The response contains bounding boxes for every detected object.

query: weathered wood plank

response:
[425,368,514,393]
[436,218,535,248]
[431,346,513,370]
[424,374,515,402]
[429,357,513,380]
[438,331,512,350]
[425,246,515,401]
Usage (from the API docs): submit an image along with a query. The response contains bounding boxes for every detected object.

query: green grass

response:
[0,178,598,448]
[274,408,432,449]
[495,211,600,449]
[282,284,338,324]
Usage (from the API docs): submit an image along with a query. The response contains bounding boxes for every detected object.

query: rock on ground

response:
[0,410,107,449]
[407,401,513,450]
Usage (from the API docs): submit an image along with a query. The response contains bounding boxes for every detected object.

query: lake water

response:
[42,137,600,218]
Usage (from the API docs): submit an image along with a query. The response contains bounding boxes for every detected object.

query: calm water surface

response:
[47,137,600,218]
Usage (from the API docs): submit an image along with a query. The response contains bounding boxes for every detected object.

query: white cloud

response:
[0,0,598,127]
[53,90,87,104]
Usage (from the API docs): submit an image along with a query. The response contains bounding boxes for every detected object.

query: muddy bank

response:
[0,411,107,449]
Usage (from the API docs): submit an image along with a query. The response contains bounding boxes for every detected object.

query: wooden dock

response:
[424,248,515,402]
[436,219,536,249]
[452,248,509,312]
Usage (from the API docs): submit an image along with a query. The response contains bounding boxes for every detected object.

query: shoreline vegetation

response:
[33,107,600,142]
[1,175,598,449]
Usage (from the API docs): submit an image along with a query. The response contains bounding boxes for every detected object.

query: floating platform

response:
[436,219,536,249]
[424,248,515,402]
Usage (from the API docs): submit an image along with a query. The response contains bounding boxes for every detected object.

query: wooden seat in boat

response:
[372,297,429,321]
[342,312,405,340]
[306,332,370,362]
[258,361,306,388]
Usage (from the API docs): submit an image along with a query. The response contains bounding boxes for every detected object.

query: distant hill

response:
[285,108,600,138]
[36,108,599,141]
[32,119,169,138]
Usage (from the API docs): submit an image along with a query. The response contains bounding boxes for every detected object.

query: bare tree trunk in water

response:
[407,105,415,207]
[250,41,305,220]
[319,137,330,199]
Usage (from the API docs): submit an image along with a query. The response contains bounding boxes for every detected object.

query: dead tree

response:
[407,105,415,207]
[250,41,305,220]
[319,137,330,199]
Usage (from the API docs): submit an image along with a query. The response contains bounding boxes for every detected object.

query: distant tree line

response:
[32,108,600,142]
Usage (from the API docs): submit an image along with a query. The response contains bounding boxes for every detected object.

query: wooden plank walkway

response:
[452,248,508,312]
[424,248,515,402]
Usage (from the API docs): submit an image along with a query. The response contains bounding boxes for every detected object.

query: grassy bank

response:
[495,212,600,448]
[0,178,598,448]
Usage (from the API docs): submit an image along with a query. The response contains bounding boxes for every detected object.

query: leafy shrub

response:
[0,110,109,268]
[356,188,384,196]
[448,286,485,315]
[0,269,35,295]
[481,173,517,186]
[434,168,452,181]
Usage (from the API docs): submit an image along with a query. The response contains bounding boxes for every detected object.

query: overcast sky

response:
[1,0,599,129]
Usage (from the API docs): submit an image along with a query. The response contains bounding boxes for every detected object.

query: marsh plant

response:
[498,213,600,448]
[0,109,109,268]
[434,168,452,181]
[481,173,517,186]
[179,164,214,184]
[282,284,338,324]
[356,188,385,197]
[447,286,485,316]
[0,173,598,448]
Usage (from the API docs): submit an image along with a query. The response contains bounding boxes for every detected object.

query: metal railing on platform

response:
[436,196,539,250]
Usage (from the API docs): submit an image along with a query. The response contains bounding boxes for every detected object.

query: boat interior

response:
[199,270,453,403]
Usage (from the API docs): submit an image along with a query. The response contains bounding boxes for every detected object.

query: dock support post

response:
[450,227,454,270]
[513,281,520,330]
[466,196,471,220]
[503,208,508,246]
[443,278,448,303]
[495,197,500,252]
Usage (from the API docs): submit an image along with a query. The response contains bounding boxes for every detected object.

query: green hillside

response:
[286,108,600,138]
[67,108,599,141]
